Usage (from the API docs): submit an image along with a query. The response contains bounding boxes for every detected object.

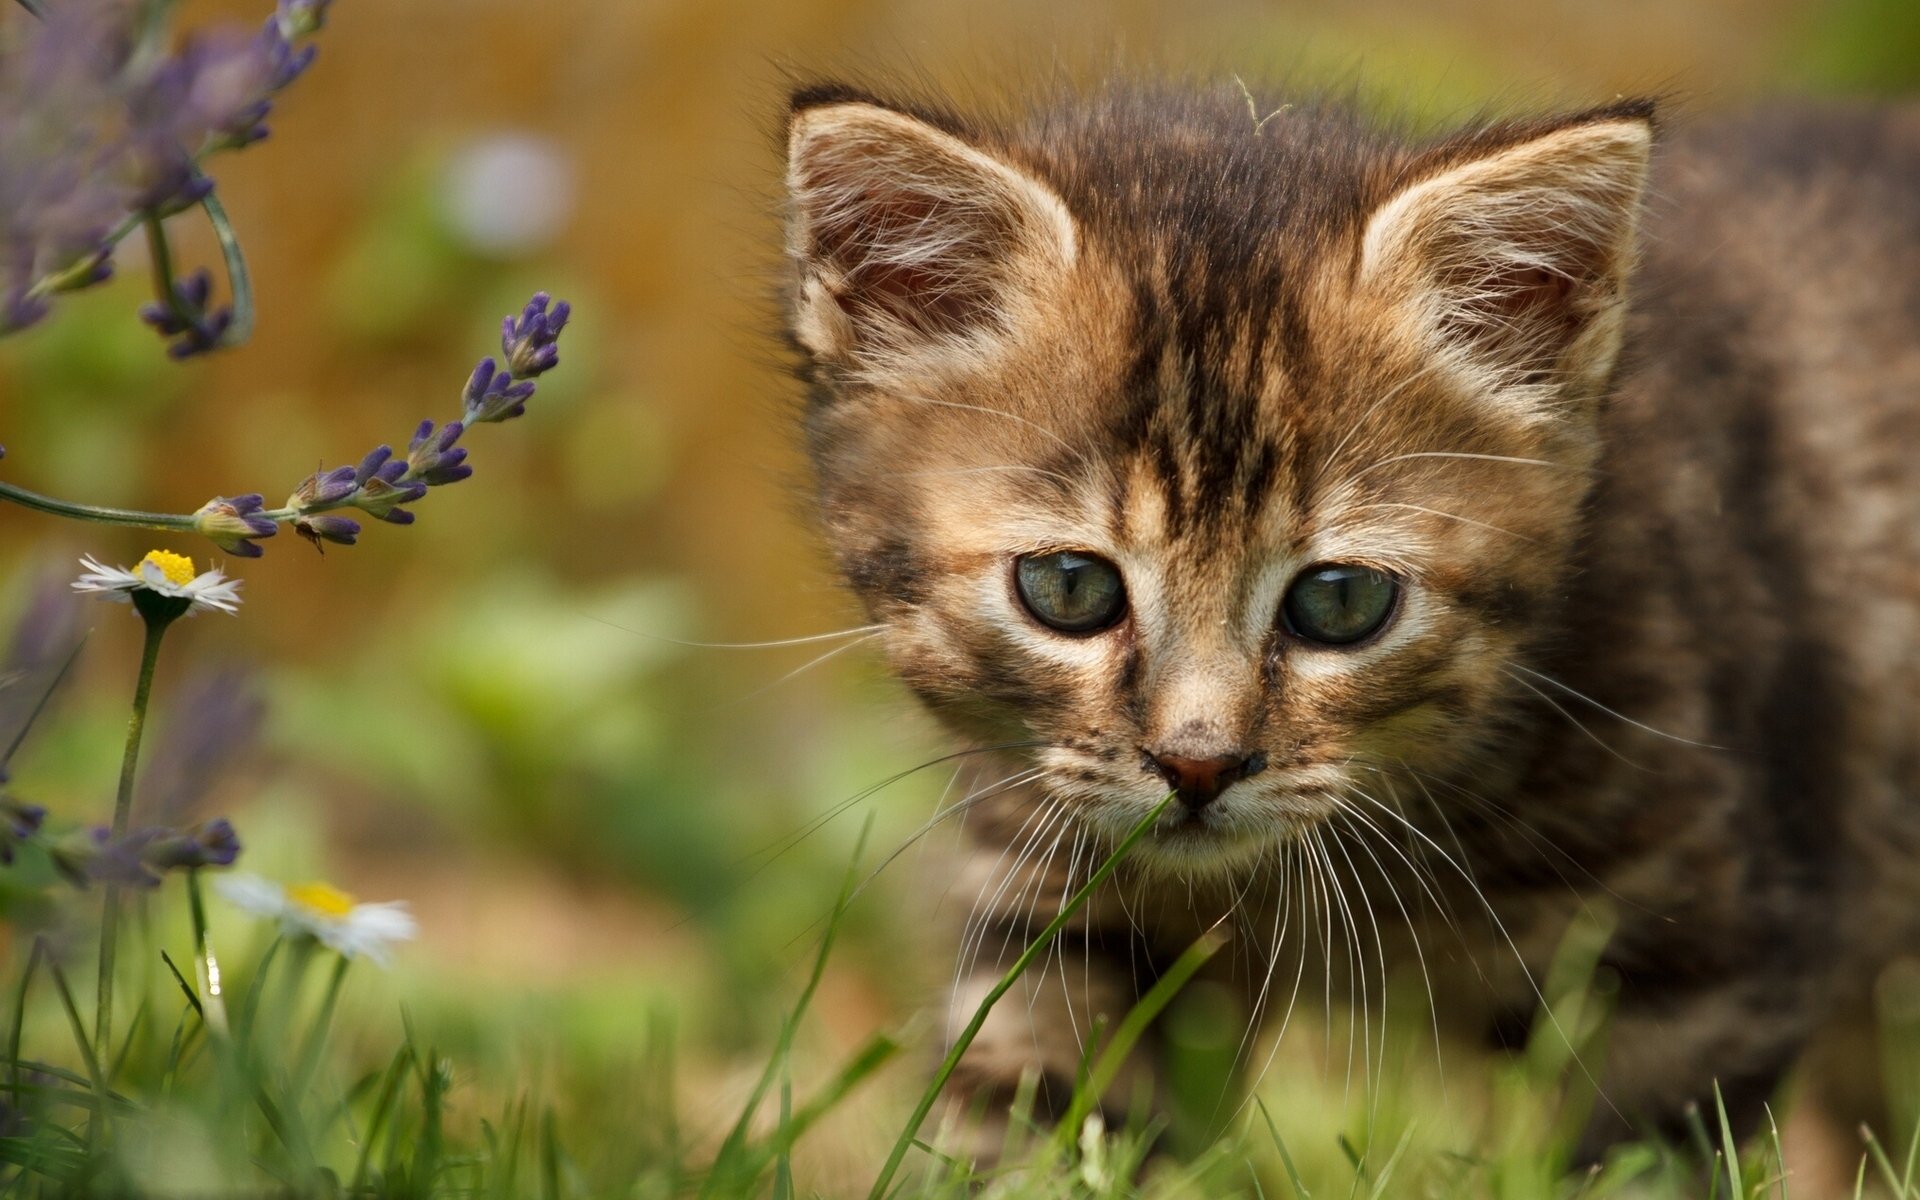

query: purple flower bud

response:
[139,268,233,358]
[288,464,359,510]
[277,0,333,38]
[462,358,537,424]
[51,827,161,890]
[1,291,52,336]
[355,445,393,485]
[406,420,471,486]
[142,818,241,871]
[0,799,46,866]
[500,292,570,380]
[193,493,278,557]
[353,476,426,523]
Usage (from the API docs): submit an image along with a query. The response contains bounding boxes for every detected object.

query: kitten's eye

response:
[1283,564,1399,646]
[1015,551,1128,634]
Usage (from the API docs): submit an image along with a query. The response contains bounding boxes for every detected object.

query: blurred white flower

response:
[216,873,417,966]
[442,132,575,256]
[72,550,243,616]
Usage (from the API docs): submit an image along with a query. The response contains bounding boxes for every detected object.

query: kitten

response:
[779,80,1920,1156]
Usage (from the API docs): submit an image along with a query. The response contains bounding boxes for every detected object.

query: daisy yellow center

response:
[140,549,196,587]
[287,881,357,919]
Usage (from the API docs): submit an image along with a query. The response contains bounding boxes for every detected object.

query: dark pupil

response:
[1286,566,1396,644]
[1018,552,1124,632]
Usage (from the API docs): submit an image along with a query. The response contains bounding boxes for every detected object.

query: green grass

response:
[2,799,1916,1199]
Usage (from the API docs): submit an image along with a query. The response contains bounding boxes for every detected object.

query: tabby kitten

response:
[780,81,1920,1154]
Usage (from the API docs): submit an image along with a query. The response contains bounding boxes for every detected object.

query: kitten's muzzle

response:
[1145,749,1268,813]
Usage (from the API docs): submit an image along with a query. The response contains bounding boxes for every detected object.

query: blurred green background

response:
[0,0,1916,1187]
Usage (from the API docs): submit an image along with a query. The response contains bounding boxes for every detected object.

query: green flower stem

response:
[185,870,229,1035]
[292,956,350,1095]
[0,480,198,533]
[143,214,201,331]
[201,189,254,347]
[94,610,174,1063]
[0,477,366,545]
[138,192,255,350]
[866,794,1177,1200]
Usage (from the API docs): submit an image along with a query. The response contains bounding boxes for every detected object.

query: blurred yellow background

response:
[0,0,1914,1181]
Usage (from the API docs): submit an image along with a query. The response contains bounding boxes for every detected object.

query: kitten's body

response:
[780,84,1920,1151]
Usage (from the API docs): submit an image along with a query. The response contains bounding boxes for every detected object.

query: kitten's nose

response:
[1146,751,1265,812]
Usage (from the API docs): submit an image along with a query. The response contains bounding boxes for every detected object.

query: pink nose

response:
[1146,751,1263,812]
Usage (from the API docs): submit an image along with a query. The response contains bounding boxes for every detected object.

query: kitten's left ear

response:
[1359,107,1654,406]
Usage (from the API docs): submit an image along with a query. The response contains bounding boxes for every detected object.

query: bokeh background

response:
[2,0,1917,1186]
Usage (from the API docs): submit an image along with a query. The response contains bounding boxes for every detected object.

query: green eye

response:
[1015,551,1127,633]
[1283,564,1399,645]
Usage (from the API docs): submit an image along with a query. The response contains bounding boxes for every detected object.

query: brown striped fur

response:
[780,82,1920,1158]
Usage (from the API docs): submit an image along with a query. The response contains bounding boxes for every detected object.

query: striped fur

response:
[781,84,1920,1158]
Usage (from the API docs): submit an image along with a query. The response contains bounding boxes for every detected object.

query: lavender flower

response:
[0,573,85,771]
[0,794,47,866]
[50,825,159,889]
[138,267,234,358]
[499,291,569,380]
[461,358,535,424]
[0,0,142,331]
[0,0,330,340]
[4,290,571,559]
[192,493,278,557]
[287,463,358,509]
[350,446,425,524]
[141,817,241,871]
[136,669,264,825]
[405,419,471,486]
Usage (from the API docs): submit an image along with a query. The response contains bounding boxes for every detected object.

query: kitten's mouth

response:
[1115,798,1283,869]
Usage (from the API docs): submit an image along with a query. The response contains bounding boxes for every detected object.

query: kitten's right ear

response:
[784,95,1077,368]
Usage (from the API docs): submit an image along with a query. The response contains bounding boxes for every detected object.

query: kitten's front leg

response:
[937,919,1161,1161]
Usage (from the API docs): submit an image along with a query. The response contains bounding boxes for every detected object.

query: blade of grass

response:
[106,1002,146,1085]
[540,1106,562,1200]
[1714,1082,1742,1198]
[235,934,283,1043]
[701,815,876,1198]
[413,1041,448,1192]
[157,951,203,1019]
[867,794,1176,1200]
[759,1033,902,1165]
[1864,1124,1905,1195]
[1900,1110,1920,1198]
[1764,1103,1789,1200]
[291,955,350,1096]
[772,1076,793,1200]
[1255,1097,1313,1200]
[1052,925,1225,1153]
[8,938,44,1106]
[1364,1126,1416,1200]
[349,1042,414,1192]
[159,1001,194,1094]
[43,953,105,1139]
[0,636,85,770]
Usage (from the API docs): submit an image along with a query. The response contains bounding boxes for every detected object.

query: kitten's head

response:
[783,83,1653,874]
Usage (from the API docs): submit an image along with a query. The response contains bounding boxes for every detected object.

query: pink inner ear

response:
[1440,261,1585,378]
[807,177,1001,338]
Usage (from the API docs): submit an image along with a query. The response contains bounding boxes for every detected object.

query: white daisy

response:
[73,549,243,616]
[215,873,417,967]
